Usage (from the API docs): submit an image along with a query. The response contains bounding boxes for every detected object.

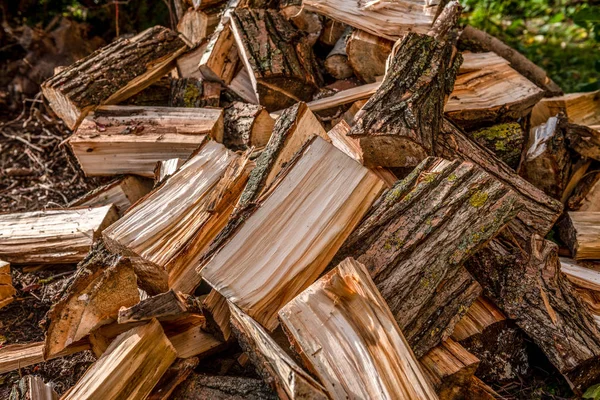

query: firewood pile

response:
[2,0,600,398]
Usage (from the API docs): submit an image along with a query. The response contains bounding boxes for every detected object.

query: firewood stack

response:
[3,0,600,398]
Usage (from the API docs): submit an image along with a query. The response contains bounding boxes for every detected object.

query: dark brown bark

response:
[466,122,525,170]
[42,26,188,129]
[148,358,199,400]
[568,171,600,211]
[230,9,323,111]
[435,118,563,242]
[171,374,278,400]
[123,77,172,106]
[117,290,203,324]
[334,157,521,357]
[464,231,600,393]
[223,102,274,151]
[565,122,600,161]
[170,78,221,108]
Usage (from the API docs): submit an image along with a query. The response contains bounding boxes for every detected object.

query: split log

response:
[562,158,592,205]
[202,290,232,342]
[560,258,600,315]
[436,118,563,241]
[123,77,172,107]
[230,9,323,111]
[459,26,563,96]
[324,27,353,80]
[41,26,188,129]
[0,205,118,265]
[420,339,480,400]
[177,42,209,79]
[531,90,600,128]
[303,0,441,40]
[103,140,252,294]
[303,81,379,114]
[334,156,520,356]
[558,212,600,260]
[68,105,223,177]
[466,122,525,170]
[318,18,347,46]
[201,137,384,330]
[118,290,203,324]
[167,324,224,359]
[177,7,220,45]
[0,260,15,309]
[69,175,154,216]
[170,78,221,108]
[348,2,463,167]
[154,158,186,185]
[199,20,240,84]
[346,29,393,83]
[279,257,438,400]
[465,231,600,392]
[148,358,199,400]
[569,171,600,211]
[223,102,275,150]
[459,51,509,73]
[63,319,177,400]
[43,245,139,359]
[171,374,278,400]
[564,122,600,161]
[226,67,259,104]
[518,116,572,199]
[465,378,503,400]
[229,303,328,399]
[331,98,368,127]
[451,297,529,383]
[9,375,58,400]
[0,341,90,375]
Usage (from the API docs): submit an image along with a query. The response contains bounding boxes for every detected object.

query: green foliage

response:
[461,0,600,93]
[584,383,600,400]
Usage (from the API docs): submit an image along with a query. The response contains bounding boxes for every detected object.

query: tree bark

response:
[557,212,600,260]
[171,374,278,400]
[466,122,525,170]
[223,102,275,151]
[170,78,221,108]
[568,171,600,212]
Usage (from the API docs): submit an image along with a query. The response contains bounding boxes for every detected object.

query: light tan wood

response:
[0,260,15,310]
[532,90,600,128]
[229,302,329,400]
[459,51,509,73]
[303,0,440,40]
[202,290,232,342]
[199,21,239,84]
[176,42,209,79]
[279,258,438,400]
[63,319,177,400]
[569,171,600,212]
[0,341,90,375]
[154,158,186,185]
[177,8,220,45]
[0,205,118,265]
[168,325,224,359]
[451,297,506,342]
[147,358,199,400]
[301,81,380,113]
[558,212,600,260]
[103,140,252,294]
[118,290,202,325]
[69,175,153,216]
[227,67,259,104]
[561,257,600,292]
[68,105,223,177]
[201,137,385,330]
[223,102,275,150]
[346,29,393,83]
[44,249,139,359]
[10,375,58,400]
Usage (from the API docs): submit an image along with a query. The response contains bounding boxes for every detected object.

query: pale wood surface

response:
[561,257,600,292]
[532,90,600,128]
[154,158,186,185]
[558,212,600,260]
[0,260,15,310]
[451,297,506,342]
[0,341,90,375]
[279,258,438,400]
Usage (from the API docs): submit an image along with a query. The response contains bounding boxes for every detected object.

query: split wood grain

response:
[532,90,600,128]
[558,212,600,260]
[0,260,15,310]
[10,375,58,400]
[0,341,90,375]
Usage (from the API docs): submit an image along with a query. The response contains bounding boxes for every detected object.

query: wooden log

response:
[318,18,347,46]
[177,42,209,79]
[122,76,172,107]
[334,156,520,356]
[67,105,223,177]
[465,377,503,400]
[9,375,58,400]
[171,374,278,400]
[69,175,154,216]
[0,260,15,310]
[43,245,139,359]
[177,7,220,45]
[201,137,385,330]
[451,297,529,383]
[226,67,260,104]
[154,158,186,185]
[302,81,379,114]
[0,205,118,265]
[560,258,600,292]
[63,319,177,400]
[419,339,480,400]
[103,140,252,294]
[170,78,221,108]
[346,29,393,83]
[348,3,463,167]
[0,341,90,375]
[324,27,353,80]
[167,324,224,359]
[465,231,600,392]
[41,26,188,129]
[199,11,240,85]
[230,9,323,111]
[459,26,563,96]
[118,290,203,324]
[564,122,600,161]
[280,8,322,46]
[466,122,525,170]
[229,303,328,400]
[303,0,441,40]
[531,90,600,128]
[459,51,509,73]
[223,102,275,151]
[569,171,600,211]
[558,212,600,260]
[202,289,232,342]
[518,116,572,199]
[279,257,438,400]
[435,118,563,241]
[331,98,368,127]
[148,358,199,400]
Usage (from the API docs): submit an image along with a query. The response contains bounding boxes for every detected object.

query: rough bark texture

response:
[466,122,525,170]
[568,171,600,211]
[349,32,462,167]
[148,358,199,400]
[223,102,274,151]
[565,122,600,161]
[334,157,521,357]
[42,26,188,129]
[171,374,278,400]
[9,375,58,400]
[465,231,600,393]
[170,77,221,108]
[436,118,563,242]
[557,212,600,260]
[231,9,323,111]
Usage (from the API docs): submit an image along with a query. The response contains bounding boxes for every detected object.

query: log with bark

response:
[148,358,200,400]
[177,7,221,45]
[67,105,223,177]
[103,139,252,294]
[0,260,15,310]
[280,7,322,46]
[201,136,385,330]
[9,375,58,400]
[466,122,525,170]
[564,121,600,161]
[558,212,600,260]
[223,102,275,150]
[171,374,278,400]
[532,90,600,128]
[170,77,221,108]
[334,156,520,357]
[198,21,240,85]
[324,27,353,80]
[278,257,438,400]
[41,26,188,129]
[117,289,203,325]
[569,171,600,211]
[0,341,91,375]
[0,205,118,265]
[346,29,393,83]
